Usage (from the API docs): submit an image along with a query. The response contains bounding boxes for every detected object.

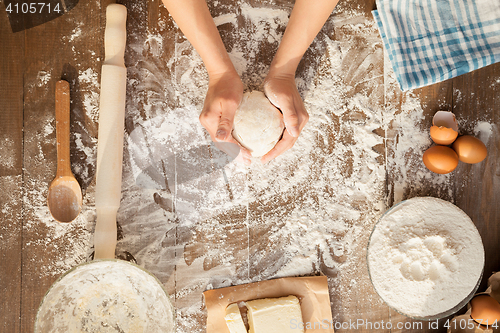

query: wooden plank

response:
[382,40,499,333]
[0,5,24,332]
[388,64,499,331]
[20,1,103,330]
[383,83,455,332]
[452,63,500,293]
[119,0,179,301]
[381,8,455,332]
[170,1,250,329]
[330,1,390,331]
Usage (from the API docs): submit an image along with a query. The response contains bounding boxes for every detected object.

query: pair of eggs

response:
[423,112,488,174]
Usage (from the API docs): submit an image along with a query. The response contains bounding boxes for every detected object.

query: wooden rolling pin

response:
[94,4,127,259]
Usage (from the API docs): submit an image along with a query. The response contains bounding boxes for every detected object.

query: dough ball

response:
[232,91,284,157]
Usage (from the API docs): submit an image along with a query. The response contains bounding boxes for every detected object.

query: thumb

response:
[281,101,300,137]
[215,108,235,142]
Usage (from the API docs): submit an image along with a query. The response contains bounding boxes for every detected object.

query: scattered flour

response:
[37,71,51,87]
[367,197,484,318]
[78,68,100,124]
[0,136,17,171]
[122,4,390,330]
[474,121,494,145]
[68,26,82,42]
[382,49,454,205]
[120,2,450,331]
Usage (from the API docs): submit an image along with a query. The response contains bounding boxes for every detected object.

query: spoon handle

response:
[55,80,71,177]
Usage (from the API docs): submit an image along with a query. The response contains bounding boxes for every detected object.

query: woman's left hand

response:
[261,70,309,164]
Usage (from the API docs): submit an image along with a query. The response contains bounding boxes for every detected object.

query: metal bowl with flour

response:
[35,259,175,333]
[367,197,484,320]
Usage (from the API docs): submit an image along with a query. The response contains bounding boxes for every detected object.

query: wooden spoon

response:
[47,80,82,223]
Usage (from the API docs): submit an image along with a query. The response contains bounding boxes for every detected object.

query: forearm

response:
[271,0,339,75]
[161,0,236,76]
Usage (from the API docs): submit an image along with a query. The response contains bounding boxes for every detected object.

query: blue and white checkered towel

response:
[373,0,500,91]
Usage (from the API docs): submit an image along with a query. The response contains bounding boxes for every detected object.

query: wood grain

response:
[452,63,500,293]
[0,4,24,332]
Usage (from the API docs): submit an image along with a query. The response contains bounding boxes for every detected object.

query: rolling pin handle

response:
[104,4,127,66]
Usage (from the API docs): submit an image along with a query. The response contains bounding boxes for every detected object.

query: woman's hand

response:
[258,0,338,163]
[160,0,251,164]
[199,70,251,165]
[261,70,309,164]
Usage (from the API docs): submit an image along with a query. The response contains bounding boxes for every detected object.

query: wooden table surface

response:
[1,0,499,332]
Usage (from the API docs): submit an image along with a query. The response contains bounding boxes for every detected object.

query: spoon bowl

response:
[47,80,83,223]
[48,176,82,223]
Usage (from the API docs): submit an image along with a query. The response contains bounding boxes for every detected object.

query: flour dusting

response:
[37,71,51,87]
[78,68,100,124]
[122,4,387,330]
[474,121,494,144]
[116,3,452,331]
[0,136,17,170]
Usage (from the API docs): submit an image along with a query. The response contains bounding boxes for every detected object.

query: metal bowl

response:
[35,259,175,333]
[366,197,484,321]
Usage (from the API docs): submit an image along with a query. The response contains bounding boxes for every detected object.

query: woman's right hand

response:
[199,70,252,165]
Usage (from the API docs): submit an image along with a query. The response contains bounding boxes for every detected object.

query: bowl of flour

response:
[367,197,484,320]
[35,259,175,333]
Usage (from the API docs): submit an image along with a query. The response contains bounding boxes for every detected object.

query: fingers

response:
[264,80,308,138]
[260,131,298,164]
[261,78,309,163]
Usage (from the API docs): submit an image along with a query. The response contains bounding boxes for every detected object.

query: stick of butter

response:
[225,303,247,333]
[246,295,304,333]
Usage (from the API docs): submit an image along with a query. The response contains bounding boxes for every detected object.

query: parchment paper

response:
[203,276,334,333]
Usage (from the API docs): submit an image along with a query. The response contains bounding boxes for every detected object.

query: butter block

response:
[246,295,304,333]
[225,303,247,333]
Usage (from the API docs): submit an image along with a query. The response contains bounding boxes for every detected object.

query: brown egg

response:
[430,111,459,145]
[453,135,488,164]
[423,146,459,174]
[471,294,500,327]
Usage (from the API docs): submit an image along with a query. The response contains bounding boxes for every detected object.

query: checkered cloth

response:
[373,0,500,91]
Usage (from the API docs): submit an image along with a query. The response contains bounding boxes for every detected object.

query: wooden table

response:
[1,0,499,332]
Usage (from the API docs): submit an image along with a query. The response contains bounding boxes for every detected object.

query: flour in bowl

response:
[367,197,484,318]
